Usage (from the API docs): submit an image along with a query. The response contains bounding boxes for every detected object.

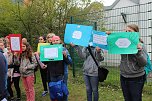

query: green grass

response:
[14,68,152,101]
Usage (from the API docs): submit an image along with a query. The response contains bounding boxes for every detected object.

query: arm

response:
[34,53,46,69]
[63,48,72,65]
[74,46,88,60]
[27,54,38,69]
[95,47,104,61]
[134,49,147,67]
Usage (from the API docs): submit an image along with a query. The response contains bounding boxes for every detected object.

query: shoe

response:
[16,98,21,101]
[8,97,14,101]
[41,91,48,96]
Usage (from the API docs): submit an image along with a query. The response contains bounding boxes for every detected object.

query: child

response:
[35,36,48,96]
[5,44,21,101]
[106,24,147,101]
[20,42,37,101]
[44,35,72,101]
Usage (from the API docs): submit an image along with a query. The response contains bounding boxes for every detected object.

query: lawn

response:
[17,68,152,101]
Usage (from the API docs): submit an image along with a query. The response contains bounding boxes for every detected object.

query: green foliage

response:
[0,0,104,50]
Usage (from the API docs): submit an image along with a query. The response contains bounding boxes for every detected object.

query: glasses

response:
[126,30,132,32]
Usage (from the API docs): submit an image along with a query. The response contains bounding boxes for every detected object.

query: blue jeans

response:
[84,75,99,101]
[120,74,146,101]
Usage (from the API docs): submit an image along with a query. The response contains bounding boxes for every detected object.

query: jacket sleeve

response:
[63,49,72,65]
[134,49,147,67]
[74,46,88,60]
[95,49,104,61]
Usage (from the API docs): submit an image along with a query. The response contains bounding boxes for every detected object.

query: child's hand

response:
[106,31,111,35]
[70,42,75,47]
[96,46,101,53]
[23,66,28,72]
[137,43,142,50]
[42,65,47,69]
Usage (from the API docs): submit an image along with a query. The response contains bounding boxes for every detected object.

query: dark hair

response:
[39,36,46,41]
[127,24,139,32]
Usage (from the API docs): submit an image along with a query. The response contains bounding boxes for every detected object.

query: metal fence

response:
[68,2,152,94]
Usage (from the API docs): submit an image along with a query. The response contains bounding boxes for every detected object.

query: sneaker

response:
[16,98,21,101]
[41,91,48,96]
[10,97,15,101]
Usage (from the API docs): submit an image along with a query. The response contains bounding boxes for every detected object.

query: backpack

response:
[49,80,69,100]
[144,53,152,76]
[28,55,39,72]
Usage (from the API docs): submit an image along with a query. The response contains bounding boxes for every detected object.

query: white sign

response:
[93,34,107,45]
[44,48,58,58]
[10,37,20,51]
[115,38,131,48]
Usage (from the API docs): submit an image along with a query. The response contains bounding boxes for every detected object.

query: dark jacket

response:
[44,47,72,82]
[0,48,8,100]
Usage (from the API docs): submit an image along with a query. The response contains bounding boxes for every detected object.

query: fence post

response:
[94,22,97,30]
[70,16,75,77]
[149,35,152,61]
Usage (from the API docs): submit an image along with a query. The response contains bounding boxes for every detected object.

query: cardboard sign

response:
[64,24,93,47]
[40,44,63,61]
[107,32,139,54]
[90,30,108,50]
[9,34,22,53]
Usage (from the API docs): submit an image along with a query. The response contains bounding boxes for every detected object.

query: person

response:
[0,40,8,53]
[106,24,147,101]
[46,33,55,43]
[22,38,28,43]
[5,44,21,101]
[44,35,72,101]
[70,43,104,101]
[35,36,48,96]
[0,44,9,101]
[20,42,37,101]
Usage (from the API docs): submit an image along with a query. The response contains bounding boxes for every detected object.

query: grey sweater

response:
[120,49,147,78]
[74,46,104,76]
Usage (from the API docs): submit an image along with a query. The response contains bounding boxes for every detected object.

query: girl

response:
[107,24,147,101]
[44,35,72,101]
[6,44,21,101]
[35,36,48,96]
[20,42,37,101]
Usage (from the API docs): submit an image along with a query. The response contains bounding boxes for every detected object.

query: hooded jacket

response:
[74,46,104,76]
[120,49,147,78]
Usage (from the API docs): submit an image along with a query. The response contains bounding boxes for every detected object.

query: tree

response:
[0,0,104,48]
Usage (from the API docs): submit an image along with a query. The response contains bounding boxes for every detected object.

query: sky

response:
[92,0,116,6]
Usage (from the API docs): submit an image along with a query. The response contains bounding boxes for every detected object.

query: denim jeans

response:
[84,75,99,101]
[120,74,146,101]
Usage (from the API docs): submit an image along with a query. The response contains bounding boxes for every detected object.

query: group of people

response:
[0,24,148,101]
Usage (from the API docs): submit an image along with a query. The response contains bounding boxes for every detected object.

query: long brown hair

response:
[127,24,139,32]
[21,42,33,59]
